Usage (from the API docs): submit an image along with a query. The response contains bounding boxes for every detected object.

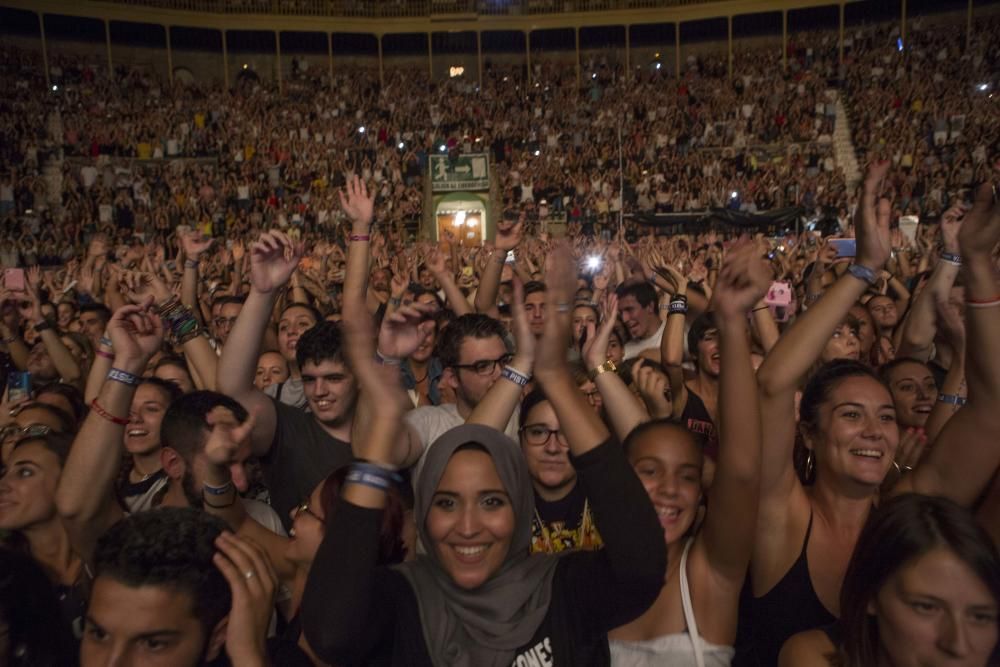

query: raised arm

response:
[896,183,1000,506]
[302,216,408,664]
[179,227,213,320]
[895,207,963,360]
[699,241,768,581]
[756,160,891,501]
[474,217,522,315]
[25,267,81,384]
[467,277,534,430]
[583,293,649,441]
[56,302,163,561]
[533,241,610,454]
[658,263,690,418]
[424,248,471,316]
[340,176,422,468]
[216,231,302,457]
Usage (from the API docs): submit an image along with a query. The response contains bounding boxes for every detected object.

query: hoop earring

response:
[805,450,815,481]
[892,460,902,476]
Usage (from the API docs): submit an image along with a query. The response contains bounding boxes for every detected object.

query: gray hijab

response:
[395,423,559,667]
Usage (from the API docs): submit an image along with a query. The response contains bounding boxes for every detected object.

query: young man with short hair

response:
[82,507,282,667]
[616,282,665,360]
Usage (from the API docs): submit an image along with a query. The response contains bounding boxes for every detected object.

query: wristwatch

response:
[588,359,617,381]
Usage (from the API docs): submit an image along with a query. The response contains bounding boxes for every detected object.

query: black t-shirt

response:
[302,439,667,666]
[531,482,603,554]
[261,398,353,531]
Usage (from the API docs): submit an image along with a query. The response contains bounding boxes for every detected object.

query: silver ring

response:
[902,464,914,472]
[556,302,572,313]
[243,570,255,580]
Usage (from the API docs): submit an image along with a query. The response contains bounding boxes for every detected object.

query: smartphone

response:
[7,371,31,404]
[3,268,25,292]
[828,238,857,258]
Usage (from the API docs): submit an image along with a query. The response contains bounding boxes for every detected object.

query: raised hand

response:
[121,270,171,304]
[180,228,214,261]
[535,241,576,378]
[494,216,524,252]
[854,160,892,272]
[213,532,278,667]
[958,182,1000,260]
[939,204,965,254]
[377,302,436,360]
[509,276,536,369]
[582,292,618,370]
[634,361,672,419]
[249,231,302,294]
[423,248,448,277]
[711,239,771,321]
[339,175,375,232]
[107,301,165,370]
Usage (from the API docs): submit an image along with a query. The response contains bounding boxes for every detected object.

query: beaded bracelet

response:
[91,398,129,425]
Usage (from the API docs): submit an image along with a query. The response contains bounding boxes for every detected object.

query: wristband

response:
[90,398,129,425]
[345,466,398,493]
[501,365,531,387]
[202,480,235,496]
[108,368,141,387]
[939,252,962,266]
[374,350,401,366]
[184,259,200,269]
[588,359,617,381]
[846,263,878,287]
[33,320,53,332]
[349,234,370,242]
[95,349,114,360]
[388,296,402,307]
[937,393,968,406]
[667,300,688,315]
[352,461,404,484]
[99,336,114,349]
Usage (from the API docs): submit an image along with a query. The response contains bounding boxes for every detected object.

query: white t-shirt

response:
[624,320,666,360]
[405,403,520,482]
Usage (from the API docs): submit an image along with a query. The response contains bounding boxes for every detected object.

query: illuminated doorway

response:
[436,208,484,247]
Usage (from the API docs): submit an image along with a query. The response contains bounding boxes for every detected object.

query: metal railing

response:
[84,0,716,17]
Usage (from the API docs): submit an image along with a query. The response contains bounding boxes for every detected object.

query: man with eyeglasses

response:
[211,295,245,349]
[404,313,523,466]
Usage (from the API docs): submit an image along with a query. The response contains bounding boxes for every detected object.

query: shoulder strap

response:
[679,538,706,667]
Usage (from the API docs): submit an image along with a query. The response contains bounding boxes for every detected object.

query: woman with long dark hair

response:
[780,493,1000,666]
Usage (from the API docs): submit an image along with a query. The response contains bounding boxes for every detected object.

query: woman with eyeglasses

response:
[519,388,602,555]
[0,401,73,463]
[0,432,87,653]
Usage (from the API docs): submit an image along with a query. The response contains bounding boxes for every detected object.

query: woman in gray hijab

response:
[302,241,666,666]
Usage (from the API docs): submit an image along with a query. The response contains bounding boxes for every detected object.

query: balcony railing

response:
[84,0,716,17]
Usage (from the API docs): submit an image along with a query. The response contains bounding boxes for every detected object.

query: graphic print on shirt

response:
[511,637,554,667]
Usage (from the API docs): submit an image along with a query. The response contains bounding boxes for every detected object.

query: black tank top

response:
[680,388,719,460]
[733,512,837,666]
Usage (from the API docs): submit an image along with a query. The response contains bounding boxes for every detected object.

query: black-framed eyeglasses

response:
[293,498,324,523]
[520,424,569,448]
[452,353,513,376]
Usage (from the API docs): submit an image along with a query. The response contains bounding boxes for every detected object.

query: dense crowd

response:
[1,10,1000,667]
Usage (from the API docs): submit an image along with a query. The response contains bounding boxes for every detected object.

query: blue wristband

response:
[202,480,234,496]
[501,365,531,387]
[846,263,878,287]
[345,467,396,492]
[940,252,962,266]
[108,368,140,387]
